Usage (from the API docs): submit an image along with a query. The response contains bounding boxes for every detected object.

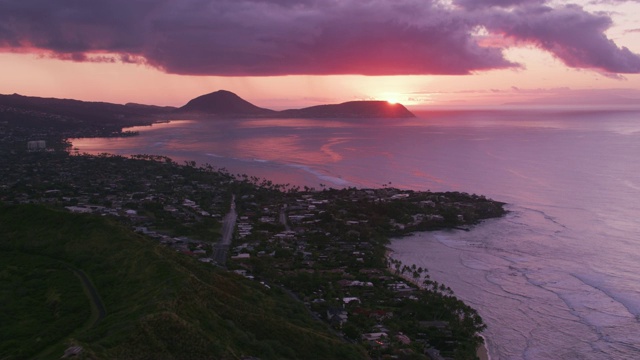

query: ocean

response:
[71,108,640,359]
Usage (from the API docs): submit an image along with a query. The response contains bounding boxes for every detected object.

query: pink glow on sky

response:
[1,0,640,108]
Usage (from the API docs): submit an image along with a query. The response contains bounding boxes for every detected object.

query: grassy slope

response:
[0,204,366,360]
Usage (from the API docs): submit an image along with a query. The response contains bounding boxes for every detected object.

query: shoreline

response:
[386,248,491,360]
[477,334,490,360]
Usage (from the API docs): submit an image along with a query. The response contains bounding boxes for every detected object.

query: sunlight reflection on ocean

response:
[71,109,640,359]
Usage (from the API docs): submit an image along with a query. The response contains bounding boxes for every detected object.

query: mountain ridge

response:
[176,89,415,118]
[0,90,416,122]
[278,100,415,118]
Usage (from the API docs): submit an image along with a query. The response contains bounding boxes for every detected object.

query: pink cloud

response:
[0,0,638,76]
[484,4,640,73]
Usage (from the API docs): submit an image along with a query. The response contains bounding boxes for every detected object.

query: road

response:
[36,263,107,359]
[211,195,237,266]
[279,204,291,231]
[73,268,106,325]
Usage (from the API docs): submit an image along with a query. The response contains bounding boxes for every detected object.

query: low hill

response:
[280,100,415,118]
[0,93,174,129]
[177,90,276,117]
[0,204,366,360]
[176,90,415,118]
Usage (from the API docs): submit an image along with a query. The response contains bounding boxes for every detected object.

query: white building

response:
[27,140,46,151]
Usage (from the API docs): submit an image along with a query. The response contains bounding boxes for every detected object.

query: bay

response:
[71,108,640,359]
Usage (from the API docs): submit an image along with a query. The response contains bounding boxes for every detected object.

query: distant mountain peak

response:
[177,90,275,116]
[177,90,415,119]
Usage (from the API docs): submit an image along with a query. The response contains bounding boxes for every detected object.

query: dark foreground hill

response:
[0,204,366,360]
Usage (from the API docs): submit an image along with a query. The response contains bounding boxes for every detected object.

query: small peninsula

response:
[1,148,503,359]
[2,91,495,359]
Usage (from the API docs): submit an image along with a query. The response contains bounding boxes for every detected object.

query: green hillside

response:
[0,204,367,360]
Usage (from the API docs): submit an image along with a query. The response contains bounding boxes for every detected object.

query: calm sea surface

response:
[71,109,640,359]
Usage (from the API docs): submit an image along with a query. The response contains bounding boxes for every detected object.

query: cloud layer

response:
[0,0,638,76]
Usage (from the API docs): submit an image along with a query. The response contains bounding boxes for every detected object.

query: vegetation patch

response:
[0,204,367,359]
[0,252,89,358]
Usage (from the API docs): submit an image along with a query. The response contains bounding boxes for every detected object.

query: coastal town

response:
[1,132,504,359]
[0,99,507,359]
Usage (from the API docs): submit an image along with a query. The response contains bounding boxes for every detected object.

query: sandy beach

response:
[387,249,491,360]
[477,340,490,360]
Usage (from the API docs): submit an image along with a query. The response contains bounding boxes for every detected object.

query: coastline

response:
[477,334,490,360]
[386,248,491,360]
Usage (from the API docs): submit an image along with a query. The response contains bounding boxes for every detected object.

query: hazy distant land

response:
[0,89,414,131]
[177,90,415,118]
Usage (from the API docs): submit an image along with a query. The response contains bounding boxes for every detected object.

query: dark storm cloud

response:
[141,0,516,75]
[484,4,640,73]
[0,0,638,75]
[453,0,546,10]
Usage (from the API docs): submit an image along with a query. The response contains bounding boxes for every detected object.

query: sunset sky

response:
[1,0,640,109]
